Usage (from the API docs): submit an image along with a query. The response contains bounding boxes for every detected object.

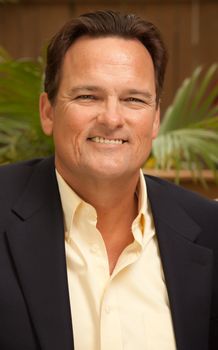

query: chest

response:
[64,234,176,350]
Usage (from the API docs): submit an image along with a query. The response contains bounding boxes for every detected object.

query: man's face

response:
[40,36,160,182]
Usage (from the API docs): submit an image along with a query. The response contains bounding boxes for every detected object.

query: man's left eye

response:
[125,97,144,103]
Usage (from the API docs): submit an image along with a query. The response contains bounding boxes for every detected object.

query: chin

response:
[90,165,131,180]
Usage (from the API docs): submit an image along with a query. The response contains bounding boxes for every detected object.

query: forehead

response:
[60,36,155,90]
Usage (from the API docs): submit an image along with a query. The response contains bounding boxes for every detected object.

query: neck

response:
[59,169,140,212]
[57,168,141,274]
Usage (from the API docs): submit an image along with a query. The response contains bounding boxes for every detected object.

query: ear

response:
[39,92,54,136]
[152,104,160,140]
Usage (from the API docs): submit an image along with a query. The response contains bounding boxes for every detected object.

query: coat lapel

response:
[146,176,213,350]
[6,158,74,350]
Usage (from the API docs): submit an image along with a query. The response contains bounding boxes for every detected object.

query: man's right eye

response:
[76,95,96,100]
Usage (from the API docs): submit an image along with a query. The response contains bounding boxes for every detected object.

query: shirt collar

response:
[56,169,151,245]
[131,169,149,246]
[136,169,148,218]
[55,170,83,239]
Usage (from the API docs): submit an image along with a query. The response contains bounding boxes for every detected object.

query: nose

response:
[96,98,124,130]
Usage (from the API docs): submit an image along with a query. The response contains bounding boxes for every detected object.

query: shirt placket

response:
[100,281,123,350]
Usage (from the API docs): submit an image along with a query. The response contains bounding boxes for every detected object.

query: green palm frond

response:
[159,64,218,133]
[0,116,52,164]
[150,65,218,183]
[0,48,52,163]
[0,56,43,125]
[153,128,218,168]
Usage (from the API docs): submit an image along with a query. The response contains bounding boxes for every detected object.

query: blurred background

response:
[1,0,217,111]
[0,0,218,198]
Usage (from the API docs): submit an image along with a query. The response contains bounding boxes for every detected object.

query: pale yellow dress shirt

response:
[56,170,177,350]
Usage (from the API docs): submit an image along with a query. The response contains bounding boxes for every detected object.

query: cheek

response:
[140,113,159,140]
[137,120,155,141]
[133,119,156,157]
[53,108,83,141]
[53,114,93,164]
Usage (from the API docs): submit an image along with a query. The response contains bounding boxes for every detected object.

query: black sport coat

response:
[0,157,218,350]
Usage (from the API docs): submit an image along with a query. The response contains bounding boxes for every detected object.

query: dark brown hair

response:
[44,10,168,105]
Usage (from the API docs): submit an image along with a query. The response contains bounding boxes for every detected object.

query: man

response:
[0,10,217,350]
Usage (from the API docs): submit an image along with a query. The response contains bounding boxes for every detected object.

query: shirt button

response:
[66,236,72,244]
[105,305,111,314]
[90,244,99,254]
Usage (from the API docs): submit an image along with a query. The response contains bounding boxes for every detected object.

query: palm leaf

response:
[159,65,218,132]
[159,66,202,133]
[188,64,218,120]
[149,64,218,183]
[0,48,53,163]
[152,127,218,182]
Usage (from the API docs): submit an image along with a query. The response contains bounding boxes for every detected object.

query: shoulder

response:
[145,173,217,203]
[144,174,218,224]
[0,158,42,176]
[144,174,218,252]
[0,157,53,202]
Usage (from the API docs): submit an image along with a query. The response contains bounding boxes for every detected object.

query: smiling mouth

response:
[88,137,127,144]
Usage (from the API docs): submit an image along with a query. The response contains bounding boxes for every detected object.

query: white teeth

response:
[90,137,124,144]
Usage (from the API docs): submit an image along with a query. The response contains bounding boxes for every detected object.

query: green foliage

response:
[0,47,53,164]
[150,65,218,182]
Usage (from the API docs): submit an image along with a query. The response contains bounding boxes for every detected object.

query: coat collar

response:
[6,157,74,350]
[146,175,213,350]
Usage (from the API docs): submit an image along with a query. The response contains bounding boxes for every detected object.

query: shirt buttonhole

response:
[66,236,72,244]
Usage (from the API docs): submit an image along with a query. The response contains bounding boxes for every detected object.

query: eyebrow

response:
[68,86,103,94]
[68,85,154,99]
[125,88,154,100]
